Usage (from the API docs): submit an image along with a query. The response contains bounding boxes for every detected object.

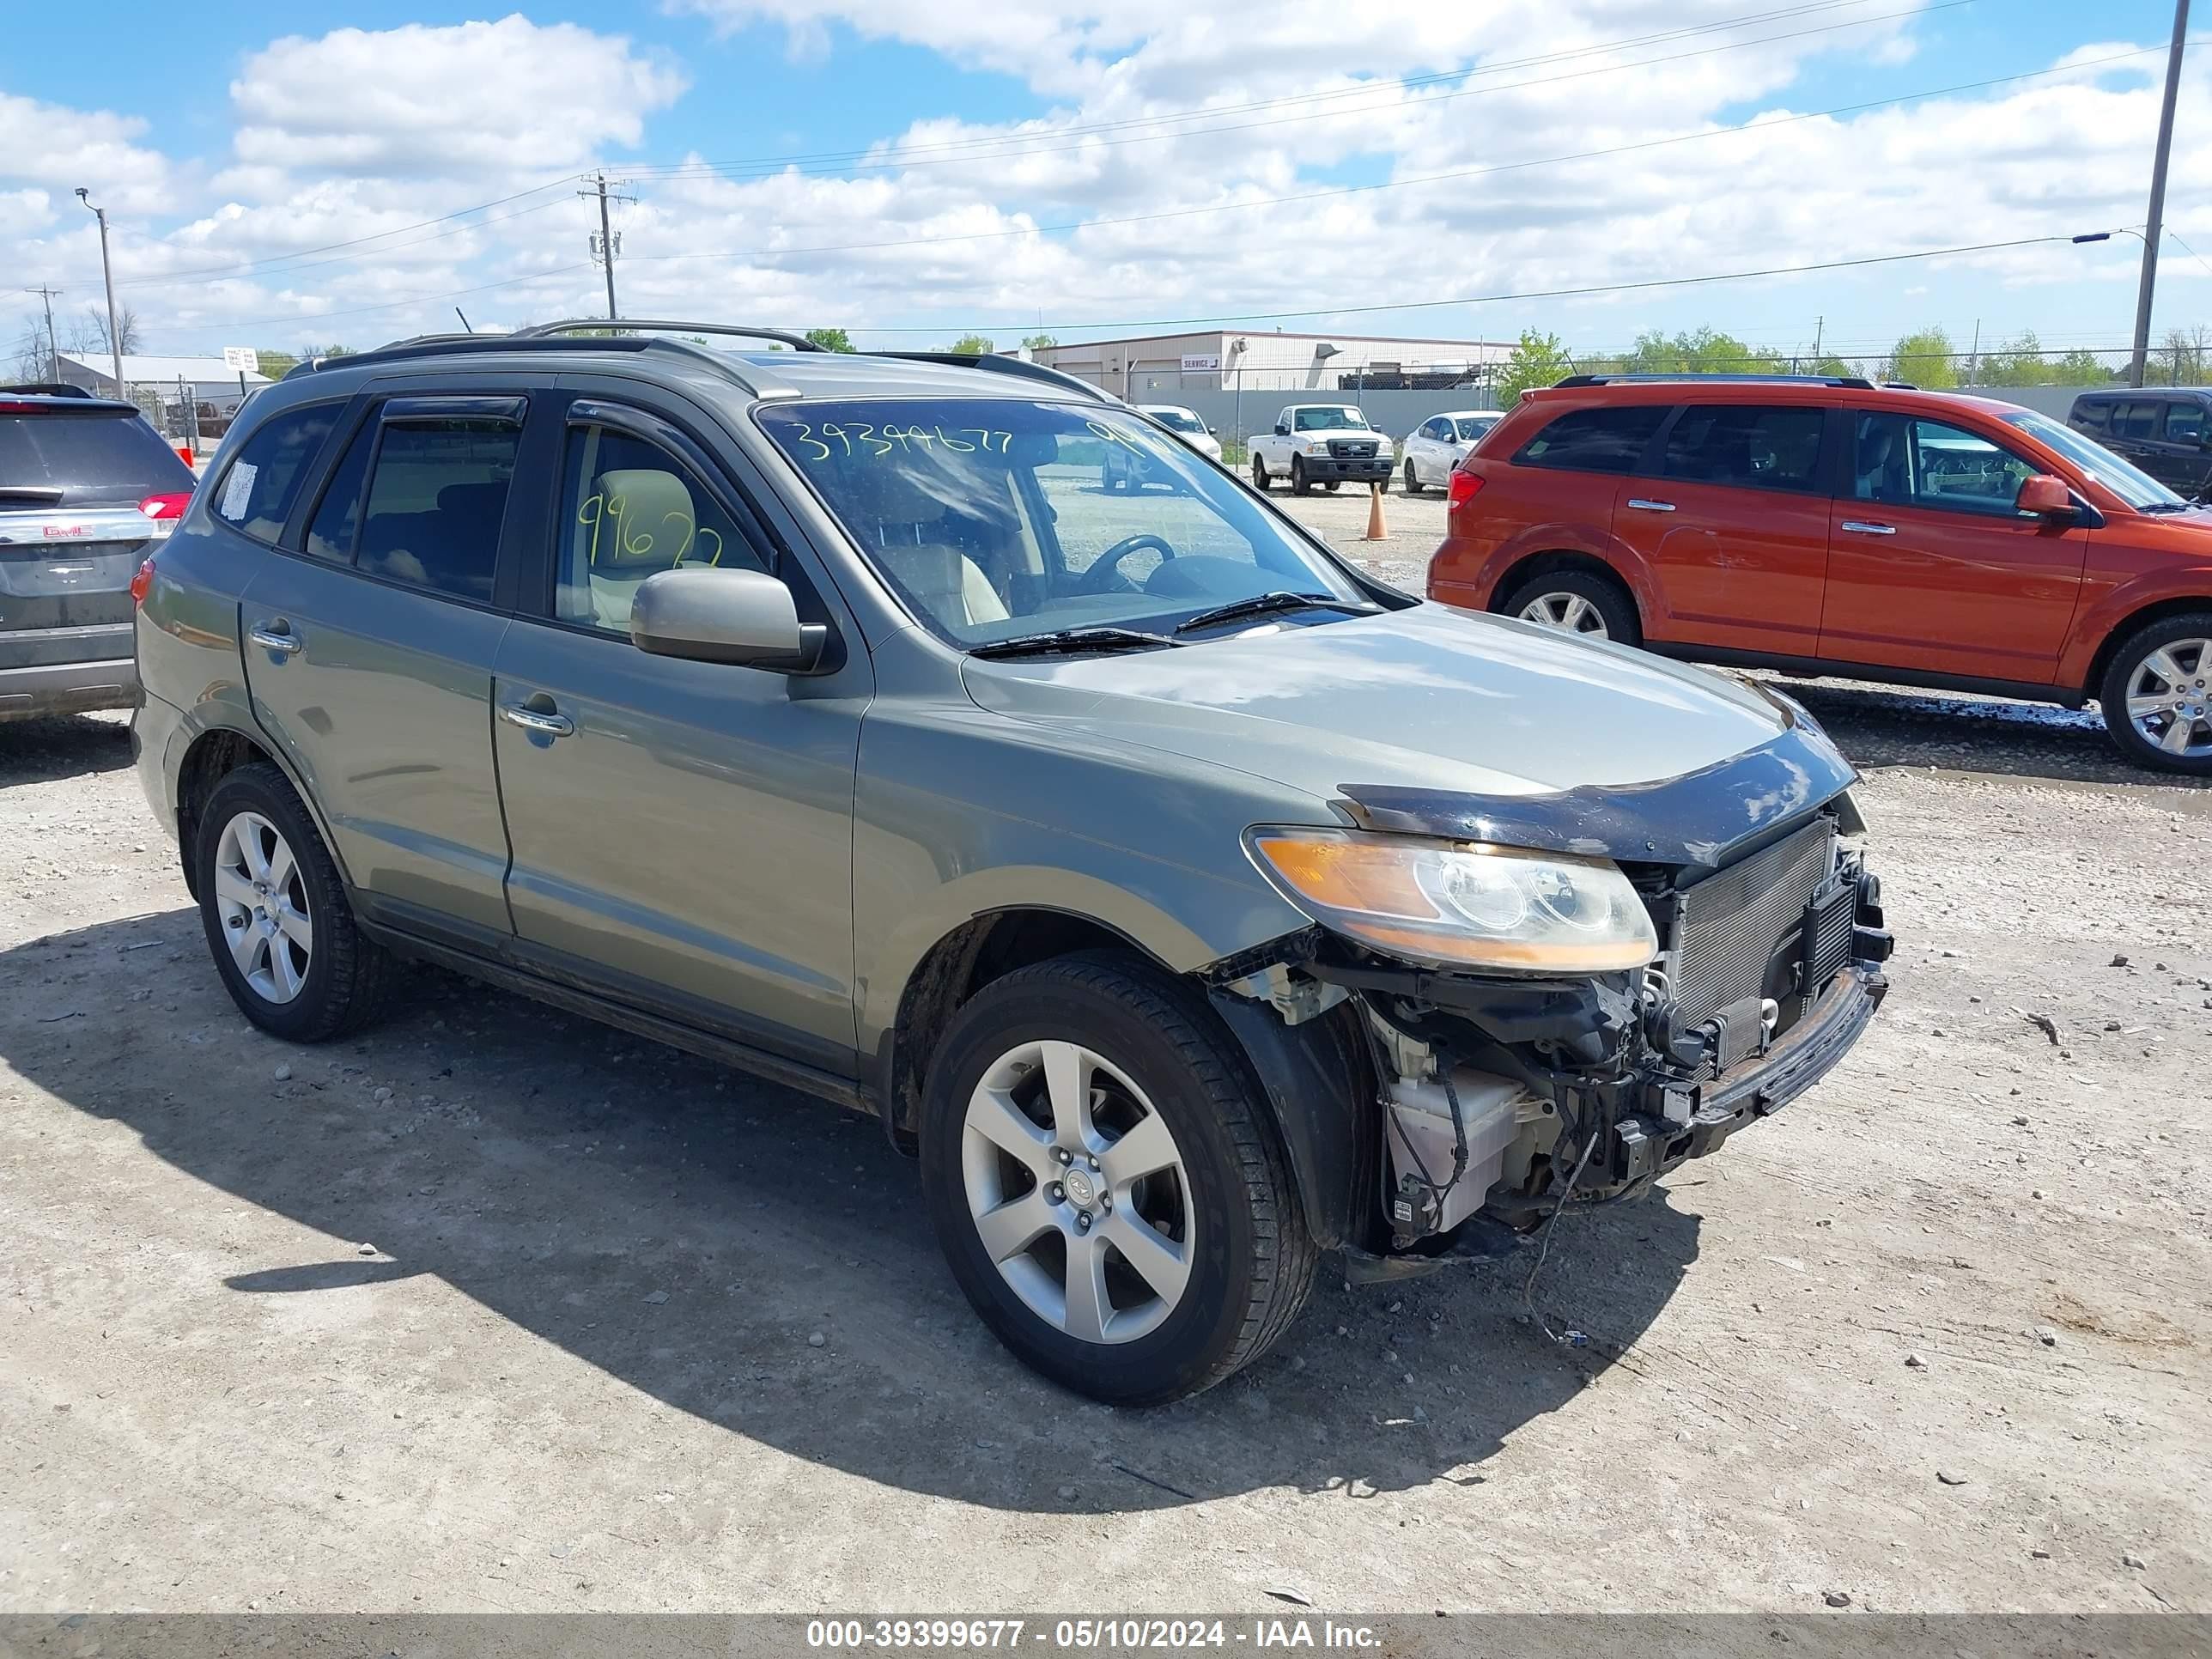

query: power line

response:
[631,0,1948,182]
[114,196,574,293]
[629,43,2183,273]
[108,174,584,291]
[806,234,2087,335]
[158,261,600,336]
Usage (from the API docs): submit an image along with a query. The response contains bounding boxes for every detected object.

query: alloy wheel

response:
[2124,637,2212,760]
[959,1038,1194,1345]
[212,810,314,1003]
[1519,591,1610,639]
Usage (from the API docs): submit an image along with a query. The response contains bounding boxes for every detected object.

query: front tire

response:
[195,762,395,1042]
[2099,612,2212,774]
[1291,457,1311,495]
[918,953,1317,1406]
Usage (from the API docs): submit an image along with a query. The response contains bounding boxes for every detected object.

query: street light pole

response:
[75,189,125,401]
[2130,0,2190,388]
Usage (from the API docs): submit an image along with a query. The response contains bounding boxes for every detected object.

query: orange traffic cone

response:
[1362,481,1388,541]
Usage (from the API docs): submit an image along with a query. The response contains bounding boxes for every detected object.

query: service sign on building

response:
[1180,355,1221,372]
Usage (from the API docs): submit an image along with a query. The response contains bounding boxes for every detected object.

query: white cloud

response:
[228,15,687,179]
[0,93,173,213]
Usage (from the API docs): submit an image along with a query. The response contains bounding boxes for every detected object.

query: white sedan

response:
[1103,404,1224,489]
[1401,409,1501,494]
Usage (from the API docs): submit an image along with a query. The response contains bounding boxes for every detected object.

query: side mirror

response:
[2015,473,2075,518]
[630,567,827,672]
[1273,422,1289,436]
[1206,423,1217,435]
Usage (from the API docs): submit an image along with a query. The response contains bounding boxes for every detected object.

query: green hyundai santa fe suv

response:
[131,323,1892,1404]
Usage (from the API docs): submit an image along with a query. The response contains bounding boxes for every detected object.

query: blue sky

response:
[4,1,2205,366]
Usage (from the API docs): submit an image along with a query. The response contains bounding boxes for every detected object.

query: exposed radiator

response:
[1670,817,1837,1031]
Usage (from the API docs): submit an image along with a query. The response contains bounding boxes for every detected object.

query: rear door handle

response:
[499,702,574,738]
[1840,520,1898,536]
[1626,498,1676,513]
[247,621,301,654]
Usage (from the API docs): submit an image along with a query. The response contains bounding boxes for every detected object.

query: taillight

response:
[130,553,156,607]
[138,492,191,520]
[1448,469,1485,507]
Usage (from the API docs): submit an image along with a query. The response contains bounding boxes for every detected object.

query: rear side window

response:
[0,408,196,507]
[211,404,342,544]
[1661,404,1826,492]
[356,418,520,603]
[2113,402,2160,440]
[2071,401,2110,433]
[302,418,377,562]
[1516,405,1668,474]
[2162,402,2206,444]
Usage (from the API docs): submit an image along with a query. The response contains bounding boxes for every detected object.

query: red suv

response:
[1427,374,2212,773]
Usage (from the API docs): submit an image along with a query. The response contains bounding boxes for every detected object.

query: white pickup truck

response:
[1246,403,1395,495]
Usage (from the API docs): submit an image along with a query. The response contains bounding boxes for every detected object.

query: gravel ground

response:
[3,501,2209,1618]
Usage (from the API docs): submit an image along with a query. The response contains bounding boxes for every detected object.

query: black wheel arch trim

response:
[1206,992,1378,1251]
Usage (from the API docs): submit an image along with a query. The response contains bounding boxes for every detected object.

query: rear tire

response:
[2098,611,2212,775]
[1250,456,1270,492]
[195,762,395,1042]
[1498,567,1641,648]
[1404,459,1422,495]
[918,952,1317,1406]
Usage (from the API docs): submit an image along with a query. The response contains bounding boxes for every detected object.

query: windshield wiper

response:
[2137,500,2194,514]
[968,626,1182,659]
[1173,591,1381,635]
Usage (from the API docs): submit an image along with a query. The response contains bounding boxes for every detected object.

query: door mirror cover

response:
[1273,422,1289,436]
[2015,473,2075,517]
[630,567,823,672]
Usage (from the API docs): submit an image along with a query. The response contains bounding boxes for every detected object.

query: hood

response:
[963,603,1839,842]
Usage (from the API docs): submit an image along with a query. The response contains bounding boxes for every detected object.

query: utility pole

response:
[1968,319,1980,386]
[27,285,62,379]
[2130,0,2190,388]
[75,190,125,401]
[580,172,635,322]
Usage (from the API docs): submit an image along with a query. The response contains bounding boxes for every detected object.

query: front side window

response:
[1291,407,1371,432]
[1661,404,1826,492]
[356,417,520,601]
[757,398,1364,646]
[2163,401,2207,444]
[1453,416,1495,441]
[555,424,766,634]
[1516,405,1668,474]
[211,402,341,544]
[1850,414,2037,515]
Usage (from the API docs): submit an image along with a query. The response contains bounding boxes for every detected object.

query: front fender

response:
[2058,561,2212,691]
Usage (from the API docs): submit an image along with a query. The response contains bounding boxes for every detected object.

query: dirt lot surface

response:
[3,497,2209,1617]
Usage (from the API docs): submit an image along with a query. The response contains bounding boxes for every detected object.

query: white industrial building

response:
[1032,330,1510,398]
[55,352,272,410]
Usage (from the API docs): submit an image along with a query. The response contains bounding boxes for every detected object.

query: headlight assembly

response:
[1249,829,1658,974]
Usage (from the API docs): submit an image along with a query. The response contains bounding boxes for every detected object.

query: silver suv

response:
[133,322,1892,1404]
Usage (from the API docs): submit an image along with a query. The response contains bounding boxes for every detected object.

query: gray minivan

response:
[132,322,1892,1403]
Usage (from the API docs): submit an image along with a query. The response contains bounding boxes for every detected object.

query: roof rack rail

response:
[1553,372,1878,390]
[880,351,1120,404]
[514,319,822,352]
[277,326,806,399]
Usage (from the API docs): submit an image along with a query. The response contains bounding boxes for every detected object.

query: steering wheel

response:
[1077,532,1179,595]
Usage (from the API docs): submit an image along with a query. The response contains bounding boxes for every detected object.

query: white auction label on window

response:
[220,462,257,521]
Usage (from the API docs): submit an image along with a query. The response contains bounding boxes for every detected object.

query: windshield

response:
[1145,407,1205,434]
[1453,416,1496,441]
[1291,407,1371,432]
[758,398,1365,646]
[2000,409,2186,510]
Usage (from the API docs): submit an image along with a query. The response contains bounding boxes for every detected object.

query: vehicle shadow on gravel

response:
[1771,679,2211,792]
[2,908,1702,1515]
[0,712,134,788]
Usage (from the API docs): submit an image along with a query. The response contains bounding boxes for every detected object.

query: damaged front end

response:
[1208,720,1894,1274]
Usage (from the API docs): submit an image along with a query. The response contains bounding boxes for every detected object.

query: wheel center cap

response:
[1062,1167,1098,1208]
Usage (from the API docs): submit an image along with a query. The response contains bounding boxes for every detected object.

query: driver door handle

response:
[1840,520,1898,536]
[247,621,301,655]
[1626,498,1676,513]
[499,702,574,738]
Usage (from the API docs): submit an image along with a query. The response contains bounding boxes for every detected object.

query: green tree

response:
[298,342,355,362]
[1883,327,1958,388]
[1802,354,1855,380]
[945,333,996,356]
[1021,332,1057,351]
[803,326,854,352]
[1972,331,2046,387]
[1624,326,1780,376]
[254,349,298,379]
[1493,329,1574,402]
[2049,349,2115,386]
